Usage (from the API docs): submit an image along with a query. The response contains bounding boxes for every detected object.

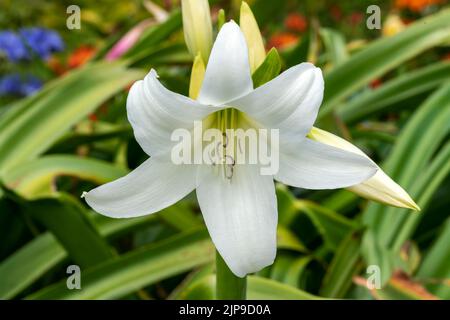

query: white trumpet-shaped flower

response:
[84,21,377,277]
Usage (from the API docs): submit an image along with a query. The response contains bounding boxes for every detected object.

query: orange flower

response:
[284,13,307,33]
[267,32,299,50]
[47,45,97,75]
[68,45,97,69]
[395,0,444,12]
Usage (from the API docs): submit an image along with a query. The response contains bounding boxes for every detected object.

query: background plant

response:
[0,0,449,300]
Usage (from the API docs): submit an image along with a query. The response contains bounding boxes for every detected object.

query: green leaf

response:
[0,202,296,299]
[320,230,362,298]
[130,43,191,68]
[0,189,115,268]
[298,200,358,249]
[178,275,323,300]
[397,241,421,276]
[3,153,201,231]
[276,184,298,225]
[363,83,450,249]
[339,62,450,124]
[124,10,182,60]
[0,75,65,130]
[49,126,133,153]
[26,194,115,267]
[0,211,158,299]
[355,273,438,300]
[319,9,450,118]
[0,62,144,175]
[417,218,450,299]
[387,142,450,251]
[370,284,436,300]
[283,256,314,289]
[175,274,216,300]
[247,276,322,300]
[27,229,214,299]
[0,233,65,299]
[252,48,281,88]
[3,155,127,199]
[276,184,356,249]
[169,264,215,300]
[319,28,348,67]
[270,254,296,282]
[277,226,308,253]
[361,230,395,287]
[158,201,202,231]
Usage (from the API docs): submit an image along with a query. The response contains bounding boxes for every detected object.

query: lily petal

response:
[276,138,378,189]
[127,69,220,156]
[348,170,420,210]
[198,21,253,106]
[308,127,419,210]
[85,158,198,218]
[228,63,323,140]
[196,165,277,277]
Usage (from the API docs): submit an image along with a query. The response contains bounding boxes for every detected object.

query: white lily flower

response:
[84,21,377,277]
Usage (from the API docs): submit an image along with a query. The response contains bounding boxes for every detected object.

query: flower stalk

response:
[216,251,247,300]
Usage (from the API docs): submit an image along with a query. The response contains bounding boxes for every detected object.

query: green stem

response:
[216,251,247,300]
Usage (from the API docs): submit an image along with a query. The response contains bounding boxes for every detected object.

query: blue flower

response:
[0,74,42,97]
[20,27,64,60]
[0,31,29,62]
[20,75,42,96]
[0,74,22,95]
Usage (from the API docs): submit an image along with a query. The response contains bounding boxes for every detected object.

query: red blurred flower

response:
[330,5,343,21]
[88,113,98,122]
[48,45,97,75]
[284,13,308,33]
[267,32,299,50]
[349,12,364,26]
[370,78,382,89]
[402,18,414,25]
[68,45,96,69]
[395,0,444,12]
